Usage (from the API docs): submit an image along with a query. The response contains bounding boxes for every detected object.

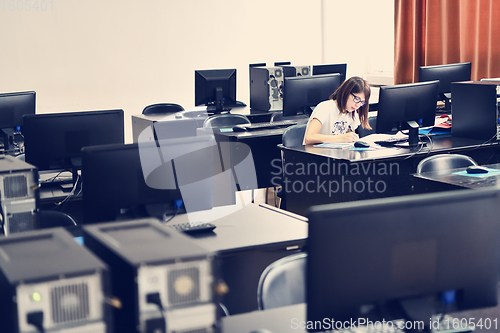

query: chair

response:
[270,112,308,123]
[203,114,250,128]
[276,124,308,208]
[357,115,377,138]
[282,123,307,147]
[416,153,478,175]
[257,252,307,310]
[38,210,77,229]
[142,103,184,116]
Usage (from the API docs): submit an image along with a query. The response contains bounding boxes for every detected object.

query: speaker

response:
[83,218,219,333]
[0,228,110,333]
[0,155,38,235]
[249,66,285,111]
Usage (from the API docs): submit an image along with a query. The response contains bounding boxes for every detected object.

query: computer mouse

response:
[231,125,248,132]
[466,166,489,174]
[354,141,370,148]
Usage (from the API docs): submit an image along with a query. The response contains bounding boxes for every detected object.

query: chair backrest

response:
[282,124,307,147]
[203,114,250,128]
[416,153,478,174]
[38,210,77,229]
[142,103,184,115]
[257,252,307,310]
[357,115,377,138]
[270,112,309,123]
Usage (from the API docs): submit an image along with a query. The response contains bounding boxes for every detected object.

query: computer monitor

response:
[195,69,237,113]
[375,80,439,145]
[313,63,347,83]
[0,91,35,151]
[282,73,342,117]
[419,62,471,109]
[23,109,124,182]
[307,188,500,333]
[82,136,216,224]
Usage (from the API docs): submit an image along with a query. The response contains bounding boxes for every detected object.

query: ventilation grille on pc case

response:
[3,174,28,199]
[167,266,200,305]
[51,282,90,324]
[8,212,37,234]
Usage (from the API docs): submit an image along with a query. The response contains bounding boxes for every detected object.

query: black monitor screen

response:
[82,136,217,224]
[312,63,347,83]
[0,91,35,130]
[195,69,237,113]
[306,188,500,332]
[419,62,471,97]
[376,80,439,143]
[282,74,342,117]
[23,109,124,172]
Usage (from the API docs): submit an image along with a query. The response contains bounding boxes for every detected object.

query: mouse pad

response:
[452,168,500,178]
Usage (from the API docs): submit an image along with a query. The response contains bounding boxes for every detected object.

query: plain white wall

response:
[0,0,393,142]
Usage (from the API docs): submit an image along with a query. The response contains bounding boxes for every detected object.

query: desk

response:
[280,135,500,216]
[211,125,304,189]
[412,163,500,193]
[172,203,308,315]
[222,298,500,333]
[131,106,277,142]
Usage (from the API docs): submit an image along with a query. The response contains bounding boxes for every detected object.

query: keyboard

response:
[374,137,409,146]
[233,119,304,132]
[167,222,216,235]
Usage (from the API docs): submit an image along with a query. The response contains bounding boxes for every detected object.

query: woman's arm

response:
[303,118,359,145]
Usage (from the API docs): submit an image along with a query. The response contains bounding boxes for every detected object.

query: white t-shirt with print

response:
[303,99,361,144]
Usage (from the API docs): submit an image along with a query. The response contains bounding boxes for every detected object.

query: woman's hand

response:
[340,131,359,142]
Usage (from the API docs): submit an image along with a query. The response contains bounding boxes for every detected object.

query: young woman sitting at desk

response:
[303,76,371,145]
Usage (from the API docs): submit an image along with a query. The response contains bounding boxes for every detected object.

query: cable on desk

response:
[162,199,183,224]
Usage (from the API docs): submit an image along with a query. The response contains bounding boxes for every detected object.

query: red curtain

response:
[394,0,500,84]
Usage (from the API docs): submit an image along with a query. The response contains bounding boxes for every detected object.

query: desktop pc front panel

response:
[0,228,110,333]
[0,155,39,235]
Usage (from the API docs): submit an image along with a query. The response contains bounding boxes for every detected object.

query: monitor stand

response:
[2,128,15,153]
[70,157,83,187]
[399,296,435,333]
[394,120,426,148]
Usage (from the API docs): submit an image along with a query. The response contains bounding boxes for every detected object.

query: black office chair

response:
[38,210,77,229]
[357,115,377,138]
[270,112,309,123]
[257,252,307,310]
[275,124,308,208]
[282,123,307,148]
[203,114,251,128]
[142,103,184,116]
[416,154,478,175]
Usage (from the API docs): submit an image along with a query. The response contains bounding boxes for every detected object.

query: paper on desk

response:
[359,132,408,144]
[313,142,353,149]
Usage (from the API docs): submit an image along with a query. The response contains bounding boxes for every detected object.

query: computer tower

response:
[451,81,500,140]
[0,228,111,333]
[281,65,311,77]
[83,218,219,333]
[249,66,285,111]
[0,155,39,235]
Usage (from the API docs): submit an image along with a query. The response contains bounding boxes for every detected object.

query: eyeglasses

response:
[351,93,366,106]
